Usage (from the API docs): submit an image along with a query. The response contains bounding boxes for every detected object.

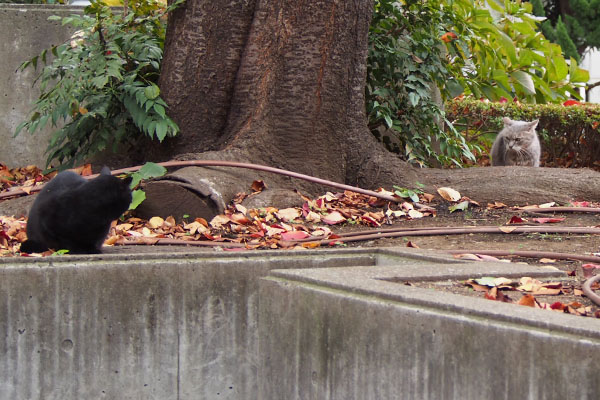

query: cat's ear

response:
[528,120,539,130]
[122,175,133,186]
[100,166,112,176]
[502,117,513,126]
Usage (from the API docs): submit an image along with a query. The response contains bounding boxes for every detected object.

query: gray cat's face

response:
[504,130,536,153]
[499,118,541,166]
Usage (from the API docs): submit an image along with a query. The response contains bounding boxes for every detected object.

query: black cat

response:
[20,166,132,254]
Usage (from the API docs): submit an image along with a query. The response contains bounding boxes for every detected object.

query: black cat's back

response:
[21,167,132,254]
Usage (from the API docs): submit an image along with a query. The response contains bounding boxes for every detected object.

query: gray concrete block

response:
[258,260,598,400]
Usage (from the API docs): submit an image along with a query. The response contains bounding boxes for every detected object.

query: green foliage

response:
[446,97,600,169]
[445,0,588,104]
[126,161,167,209]
[367,0,477,167]
[393,183,424,203]
[554,17,580,63]
[366,0,587,168]
[15,0,183,169]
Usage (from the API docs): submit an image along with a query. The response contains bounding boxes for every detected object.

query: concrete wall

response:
[0,248,383,400]
[0,4,81,168]
[3,247,591,400]
[258,264,600,400]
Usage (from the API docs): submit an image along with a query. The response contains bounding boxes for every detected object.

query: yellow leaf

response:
[148,216,164,229]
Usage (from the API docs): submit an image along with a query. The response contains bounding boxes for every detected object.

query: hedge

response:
[445,98,600,169]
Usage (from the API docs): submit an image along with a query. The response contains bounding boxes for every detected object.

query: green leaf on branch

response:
[129,189,147,210]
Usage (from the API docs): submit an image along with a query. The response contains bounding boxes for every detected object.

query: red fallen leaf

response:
[406,241,419,248]
[250,180,266,193]
[593,122,599,130]
[570,201,591,207]
[518,294,537,307]
[531,217,565,224]
[582,264,600,278]
[229,213,252,225]
[281,231,311,241]
[361,215,380,227]
[550,301,566,311]
[250,231,265,238]
[508,215,526,224]
[563,99,582,106]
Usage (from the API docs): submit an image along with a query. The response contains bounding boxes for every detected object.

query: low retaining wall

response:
[2,247,593,399]
[0,248,394,399]
[259,262,600,400]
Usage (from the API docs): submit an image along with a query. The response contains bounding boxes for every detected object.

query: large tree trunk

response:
[138,0,600,220]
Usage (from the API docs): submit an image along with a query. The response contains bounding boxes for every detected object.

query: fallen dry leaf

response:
[148,216,165,229]
[437,187,461,202]
[531,217,565,224]
[276,208,301,222]
[322,211,347,225]
[518,294,537,307]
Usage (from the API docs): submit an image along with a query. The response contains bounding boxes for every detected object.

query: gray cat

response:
[490,117,541,167]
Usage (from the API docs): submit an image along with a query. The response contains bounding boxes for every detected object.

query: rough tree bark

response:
[137,0,600,220]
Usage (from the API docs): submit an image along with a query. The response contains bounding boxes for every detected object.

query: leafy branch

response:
[15,0,184,169]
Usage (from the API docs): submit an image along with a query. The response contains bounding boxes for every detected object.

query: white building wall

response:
[581,48,600,103]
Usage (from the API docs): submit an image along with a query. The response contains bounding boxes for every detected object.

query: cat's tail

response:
[20,240,49,254]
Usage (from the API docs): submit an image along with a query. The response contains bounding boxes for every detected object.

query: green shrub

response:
[15,0,183,169]
[366,0,589,168]
[446,97,600,169]
[367,0,477,167]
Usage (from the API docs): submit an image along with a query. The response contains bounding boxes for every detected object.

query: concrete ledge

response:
[258,261,598,399]
[1,247,487,399]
